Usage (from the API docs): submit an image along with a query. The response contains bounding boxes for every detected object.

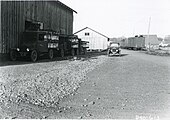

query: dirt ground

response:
[0,49,170,119]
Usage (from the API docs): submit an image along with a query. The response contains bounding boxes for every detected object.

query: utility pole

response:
[147,17,151,51]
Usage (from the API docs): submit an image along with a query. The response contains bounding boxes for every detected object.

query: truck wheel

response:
[76,49,79,55]
[71,49,75,56]
[10,50,17,61]
[49,49,54,59]
[60,49,64,57]
[84,48,87,55]
[107,49,110,56]
[31,50,38,62]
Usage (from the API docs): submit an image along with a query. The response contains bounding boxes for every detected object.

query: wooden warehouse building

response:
[0,0,76,57]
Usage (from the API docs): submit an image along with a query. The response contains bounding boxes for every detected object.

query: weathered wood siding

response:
[0,1,1,54]
[0,1,74,54]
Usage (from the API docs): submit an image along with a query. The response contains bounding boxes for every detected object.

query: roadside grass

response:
[146,47,170,56]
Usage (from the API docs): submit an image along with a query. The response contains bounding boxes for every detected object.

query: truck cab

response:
[10,30,59,62]
[10,30,87,62]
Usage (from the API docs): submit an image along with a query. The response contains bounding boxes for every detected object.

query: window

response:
[39,34,45,41]
[85,32,90,36]
[23,32,37,43]
[25,20,40,31]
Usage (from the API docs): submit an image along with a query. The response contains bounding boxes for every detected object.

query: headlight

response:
[26,48,30,52]
[17,48,20,51]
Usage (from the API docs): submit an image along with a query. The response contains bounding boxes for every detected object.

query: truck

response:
[120,36,145,50]
[80,40,89,55]
[127,36,145,50]
[10,30,87,62]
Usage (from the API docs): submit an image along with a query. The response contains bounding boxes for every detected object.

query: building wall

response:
[120,38,128,48]
[75,28,108,50]
[0,1,1,53]
[164,35,170,44]
[143,35,160,46]
[0,1,74,54]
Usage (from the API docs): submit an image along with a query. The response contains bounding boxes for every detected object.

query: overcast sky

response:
[61,0,170,38]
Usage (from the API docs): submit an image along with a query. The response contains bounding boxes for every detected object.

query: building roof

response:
[142,34,158,38]
[56,0,77,13]
[74,27,109,38]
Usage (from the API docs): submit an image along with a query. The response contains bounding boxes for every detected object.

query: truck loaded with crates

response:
[10,30,89,62]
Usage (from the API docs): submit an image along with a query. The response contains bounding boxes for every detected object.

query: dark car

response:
[107,42,121,56]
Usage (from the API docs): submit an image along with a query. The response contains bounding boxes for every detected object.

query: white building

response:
[74,27,109,51]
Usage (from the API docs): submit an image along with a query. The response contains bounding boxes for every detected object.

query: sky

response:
[61,0,170,38]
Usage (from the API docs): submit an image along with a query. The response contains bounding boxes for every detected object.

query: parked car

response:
[107,42,121,56]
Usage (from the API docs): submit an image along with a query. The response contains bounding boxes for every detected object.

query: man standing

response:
[107,39,111,49]
[107,39,111,56]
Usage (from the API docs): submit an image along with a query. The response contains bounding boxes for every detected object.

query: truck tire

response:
[48,49,54,59]
[107,49,111,57]
[71,49,75,56]
[31,50,38,62]
[84,48,87,55]
[60,49,64,58]
[10,50,17,61]
[76,49,79,55]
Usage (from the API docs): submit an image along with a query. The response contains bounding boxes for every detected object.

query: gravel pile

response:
[0,56,107,107]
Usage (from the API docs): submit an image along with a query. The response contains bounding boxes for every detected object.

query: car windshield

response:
[110,43,119,47]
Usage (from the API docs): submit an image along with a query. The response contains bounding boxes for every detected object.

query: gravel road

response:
[55,50,170,119]
[0,49,170,119]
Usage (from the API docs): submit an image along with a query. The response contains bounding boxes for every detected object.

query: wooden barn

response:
[74,27,109,51]
[0,0,76,56]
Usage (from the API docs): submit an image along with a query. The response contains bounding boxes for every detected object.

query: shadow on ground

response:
[0,51,113,67]
[107,54,128,57]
